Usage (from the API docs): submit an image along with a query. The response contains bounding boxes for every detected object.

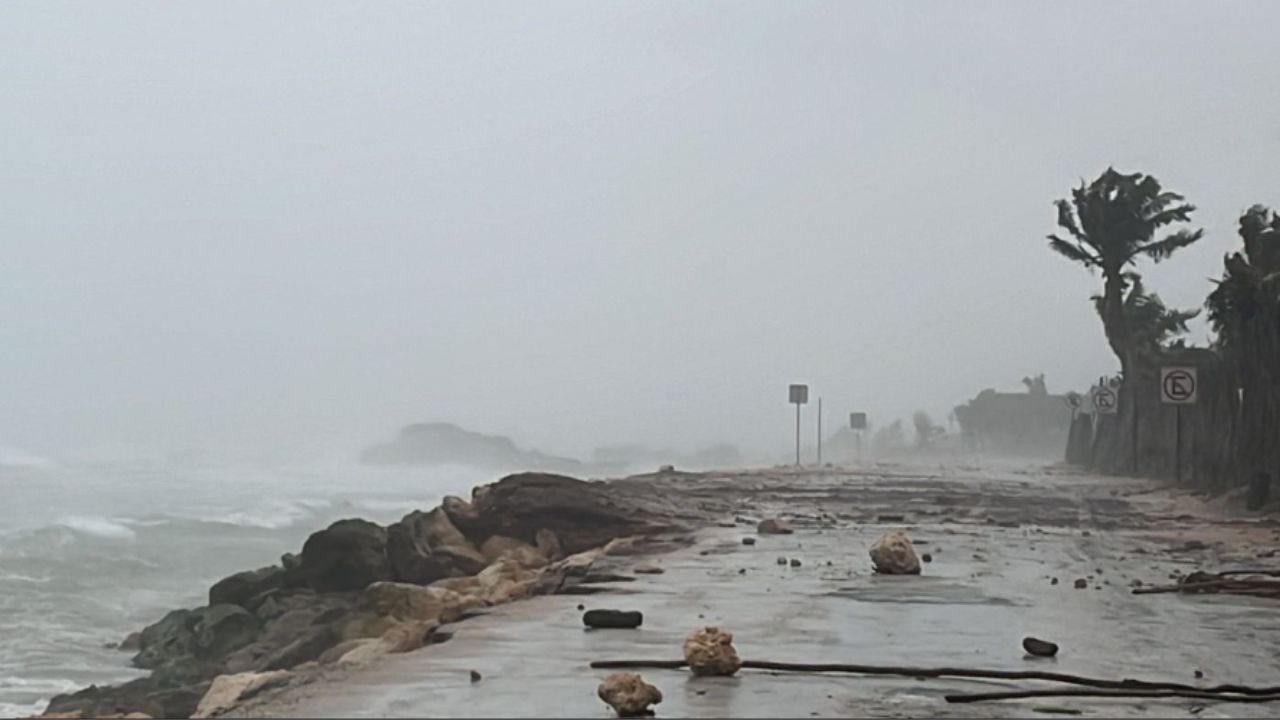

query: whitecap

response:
[57,516,137,540]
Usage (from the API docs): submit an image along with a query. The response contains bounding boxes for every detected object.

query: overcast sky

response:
[3,1,1278,461]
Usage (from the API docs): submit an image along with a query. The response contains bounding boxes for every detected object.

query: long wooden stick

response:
[1133,578,1280,595]
[946,688,1280,704]
[588,659,1280,696]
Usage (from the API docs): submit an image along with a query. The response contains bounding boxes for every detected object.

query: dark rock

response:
[118,631,142,652]
[776,557,787,565]
[633,565,665,575]
[579,572,636,585]
[583,609,643,629]
[1073,578,1087,589]
[470,669,483,683]
[742,537,757,546]
[132,604,261,671]
[789,558,801,567]
[259,624,340,671]
[462,473,683,554]
[921,553,933,563]
[757,518,793,535]
[1081,530,1092,537]
[281,552,302,571]
[45,675,209,720]
[1050,577,1059,585]
[209,566,286,608]
[385,519,452,585]
[246,587,318,620]
[1195,669,1204,679]
[877,514,906,523]
[299,518,392,593]
[432,542,489,576]
[1022,636,1059,657]
[194,605,263,661]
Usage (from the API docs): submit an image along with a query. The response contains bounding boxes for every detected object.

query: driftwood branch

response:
[588,659,1280,696]
[946,688,1280,704]
[1133,578,1280,596]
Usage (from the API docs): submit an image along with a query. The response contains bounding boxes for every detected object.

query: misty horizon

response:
[5,1,1279,463]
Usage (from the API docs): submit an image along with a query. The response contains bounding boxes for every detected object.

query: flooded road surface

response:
[238,462,1280,718]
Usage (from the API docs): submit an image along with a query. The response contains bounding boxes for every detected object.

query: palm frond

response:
[1054,199,1087,241]
[1048,235,1100,267]
[1135,228,1204,263]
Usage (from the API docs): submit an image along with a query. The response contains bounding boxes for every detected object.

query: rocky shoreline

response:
[39,471,715,719]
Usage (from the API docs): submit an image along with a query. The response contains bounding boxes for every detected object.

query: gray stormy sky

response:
[3,1,1279,462]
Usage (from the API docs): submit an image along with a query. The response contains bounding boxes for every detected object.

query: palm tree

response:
[1048,168,1204,372]
[1205,205,1280,491]
[1206,205,1280,347]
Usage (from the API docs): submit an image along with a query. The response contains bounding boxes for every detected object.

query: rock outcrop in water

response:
[44,472,694,719]
[360,422,584,473]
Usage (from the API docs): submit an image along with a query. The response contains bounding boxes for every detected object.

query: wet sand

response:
[232,461,1280,718]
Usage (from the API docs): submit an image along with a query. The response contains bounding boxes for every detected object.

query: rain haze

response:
[9,3,1280,719]
[5,0,1277,462]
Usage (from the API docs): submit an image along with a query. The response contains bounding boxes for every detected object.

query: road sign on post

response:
[1161,367,1197,404]
[849,411,867,464]
[789,384,808,467]
[1161,367,1197,486]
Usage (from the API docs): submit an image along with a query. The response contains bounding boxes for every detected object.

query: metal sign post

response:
[1161,367,1198,486]
[789,384,809,467]
[816,397,823,467]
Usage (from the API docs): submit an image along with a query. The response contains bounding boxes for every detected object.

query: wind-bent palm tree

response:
[1048,168,1204,372]
[1205,205,1280,487]
[1206,205,1280,347]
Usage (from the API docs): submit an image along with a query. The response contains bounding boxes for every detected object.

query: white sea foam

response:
[57,516,137,540]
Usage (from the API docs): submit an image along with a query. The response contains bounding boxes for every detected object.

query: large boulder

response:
[682,626,741,677]
[299,519,392,592]
[358,581,484,624]
[132,605,261,671]
[386,508,489,585]
[480,535,548,569]
[477,559,539,604]
[222,594,356,674]
[244,587,318,621]
[45,676,209,720]
[462,473,680,554]
[257,624,341,672]
[208,567,286,608]
[597,672,663,718]
[869,529,922,575]
[192,671,290,718]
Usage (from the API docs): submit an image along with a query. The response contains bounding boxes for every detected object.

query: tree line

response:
[1053,169,1280,504]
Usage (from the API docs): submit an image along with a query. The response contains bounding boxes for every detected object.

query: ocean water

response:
[0,451,497,717]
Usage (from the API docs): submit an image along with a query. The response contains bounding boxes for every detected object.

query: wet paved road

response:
[239,462,1280,718]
